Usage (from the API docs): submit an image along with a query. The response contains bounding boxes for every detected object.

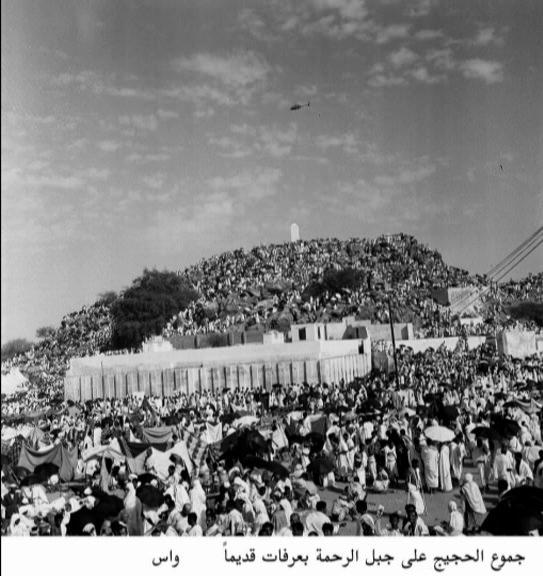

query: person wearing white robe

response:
[336,434,351,479]
[189,478,207,529]
[461,473,486,533]
[514,454,533,486]
[356,449,368,488]
[471,440,490,490]
[406,482,425,516]
[450,439,467,486]
[446,501,464,536]
[421,444,439,492]
[439,444,453,492]
[493,445,516,489]
[123,481,143,536]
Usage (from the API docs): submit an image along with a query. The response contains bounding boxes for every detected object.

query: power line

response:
[454,235,543,317]
[487,226,543,279]
[449,226,543,314]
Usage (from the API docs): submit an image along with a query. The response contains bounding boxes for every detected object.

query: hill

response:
[2,234,540,401]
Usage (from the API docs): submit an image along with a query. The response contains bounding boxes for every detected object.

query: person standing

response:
[461,473,487,534]
[421,441,439,494]
[439,443,453,492]
[450,435,467,487]
[471,438,490,491]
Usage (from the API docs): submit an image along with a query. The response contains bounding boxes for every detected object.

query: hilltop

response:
[2,234,541,400]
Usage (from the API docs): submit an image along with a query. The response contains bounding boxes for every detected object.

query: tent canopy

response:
[1,368,28,395]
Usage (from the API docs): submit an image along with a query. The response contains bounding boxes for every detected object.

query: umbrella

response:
[220,413,238,425]
[492,417,521,438]
[424,426,455,443]
[19,474,41,487]
[137,473,157,485]
[472,426,498,440]
[481,486,543,535]
[307,455,335,476]
[93,493,124,521]
[440,405,459,421]
[241,456,289,478]
[33,463,60,483]
[136,484,163,509]
[66,507,98,536]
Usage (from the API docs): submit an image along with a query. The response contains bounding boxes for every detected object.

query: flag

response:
[179,425,208,468]
[118,434,137,473]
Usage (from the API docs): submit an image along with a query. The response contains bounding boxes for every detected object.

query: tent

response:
[1,368,28,395]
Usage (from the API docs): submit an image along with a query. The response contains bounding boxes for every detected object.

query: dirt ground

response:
[316,459,496,535]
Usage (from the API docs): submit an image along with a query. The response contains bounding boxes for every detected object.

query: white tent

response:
[1,367,28,395]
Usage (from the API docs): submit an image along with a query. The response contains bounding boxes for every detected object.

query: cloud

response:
[426,48,456,71]
[374,163,436,187]
[207,168,282,201]
[258,124,298,158]
[315,132,359,154]
[324,157,443,225]
[368,63,407,87]
[208,135,253,159]
[209,123,298,159]
[142,173,166,190]
[409,66,442,84]
[119,114,159,132]
[156,109,179,120]
[270,0,372,41]
[459,59,504,84]
[168,51,273,112]
[375,24,410,44]
[97,140,122,152]
[173,51,271,90]
[49,70,156,101]
[473,26,506,47]
[407,0,437,18]
[415,29,443,41]
[389,47,418,68]
[238,8,277,42]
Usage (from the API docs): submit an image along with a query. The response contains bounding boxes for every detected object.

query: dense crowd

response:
[2,237,540,404]
[1,303,113,404]
[166,235,487,340]
[2,340,542,537]
[2,236,541,537]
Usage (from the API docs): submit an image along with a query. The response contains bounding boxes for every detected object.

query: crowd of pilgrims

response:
[1,236,541,537]
[166,235,490,339]
[2,340,542,537]
[2,235,540,403]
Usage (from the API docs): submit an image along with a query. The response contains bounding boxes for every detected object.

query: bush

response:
[111,269,198,350]
[505,302,543,327]
[303,267,364,299]
[1,338,33,362]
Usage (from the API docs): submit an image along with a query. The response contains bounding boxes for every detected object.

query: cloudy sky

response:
[2,0,542,344]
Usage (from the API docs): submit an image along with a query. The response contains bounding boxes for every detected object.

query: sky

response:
[2,0,542,345]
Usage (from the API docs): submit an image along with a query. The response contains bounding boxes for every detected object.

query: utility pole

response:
[387,297,399,385]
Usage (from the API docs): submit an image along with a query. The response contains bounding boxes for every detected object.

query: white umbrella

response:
[424,425,455,443]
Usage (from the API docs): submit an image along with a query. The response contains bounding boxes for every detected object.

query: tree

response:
[97,291,118,306]
[303,267,364,299]
[1,338,33,362]
[110,269,199,350]
[36,326,56,339]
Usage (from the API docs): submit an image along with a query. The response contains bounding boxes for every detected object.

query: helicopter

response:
[290,101,310,111]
